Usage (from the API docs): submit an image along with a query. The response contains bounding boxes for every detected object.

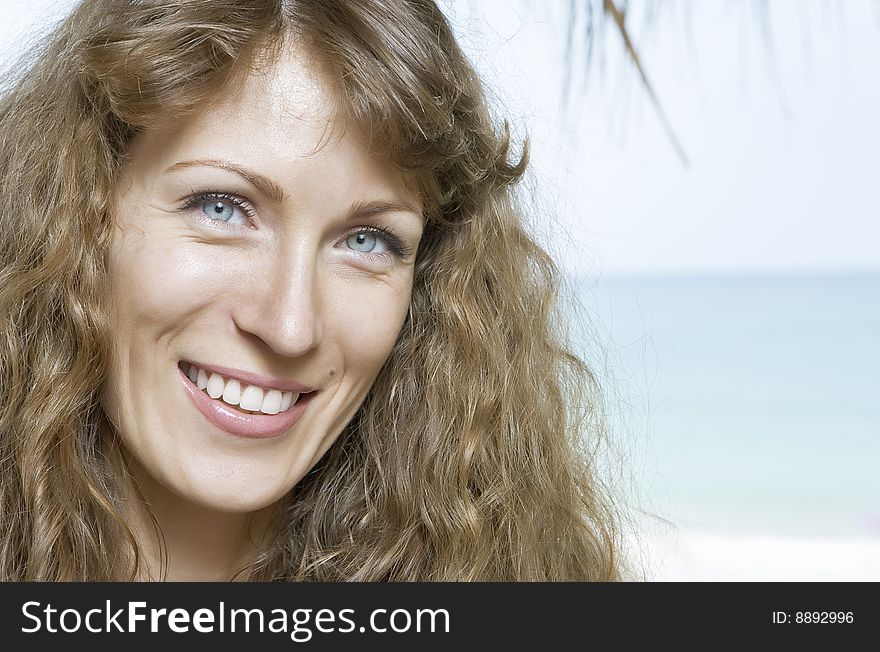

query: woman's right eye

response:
[182,192,254,228]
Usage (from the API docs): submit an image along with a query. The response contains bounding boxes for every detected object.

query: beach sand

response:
[634,529,880,581]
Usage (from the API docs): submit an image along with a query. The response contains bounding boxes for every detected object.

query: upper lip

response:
[182,359,317,393]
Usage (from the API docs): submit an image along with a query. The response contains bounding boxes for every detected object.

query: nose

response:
[231,247,324,358]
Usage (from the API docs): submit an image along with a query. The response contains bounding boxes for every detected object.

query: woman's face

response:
[103,46,423,514]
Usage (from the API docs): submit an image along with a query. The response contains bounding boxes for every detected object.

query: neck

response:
[133,497,266,581]
[121,458,276,581]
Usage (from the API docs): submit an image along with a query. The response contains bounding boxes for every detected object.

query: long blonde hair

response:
[0,0,620,580]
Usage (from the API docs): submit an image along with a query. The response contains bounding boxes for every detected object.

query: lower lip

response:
[178,366,314,439]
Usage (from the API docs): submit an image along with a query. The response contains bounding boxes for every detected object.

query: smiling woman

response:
[0,0,620,581]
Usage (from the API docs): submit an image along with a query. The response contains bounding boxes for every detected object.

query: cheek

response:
[327,278,412,369]
[103,231,221,423]
[108,233,237,338]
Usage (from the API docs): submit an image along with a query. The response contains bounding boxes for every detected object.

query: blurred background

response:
[3,0,878,580]
[440,0,880,580]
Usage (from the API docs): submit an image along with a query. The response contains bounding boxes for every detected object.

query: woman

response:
[0,0,620,580]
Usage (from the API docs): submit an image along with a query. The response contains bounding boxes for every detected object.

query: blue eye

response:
[200,198,246,225]
[342,226,412,260]
[182,191,254,228]
[346,232,382,253]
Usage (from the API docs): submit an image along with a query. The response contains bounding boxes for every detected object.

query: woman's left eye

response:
[343,227,410,259]
[346,231,384,254]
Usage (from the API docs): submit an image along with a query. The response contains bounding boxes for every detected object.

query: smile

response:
[180,361,300,415]
[177,361,316,439]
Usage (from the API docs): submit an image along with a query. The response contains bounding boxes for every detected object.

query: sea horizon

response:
[566,271,879,579]
[569,273,880,579]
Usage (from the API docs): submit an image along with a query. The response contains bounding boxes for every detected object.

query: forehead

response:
[199,44,346,161]
[122,43,421,209]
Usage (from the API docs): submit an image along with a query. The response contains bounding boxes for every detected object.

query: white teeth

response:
[206,372,225,399]
[221,379,241,406]
[239,384,264,411]
[261,389,282,415]
[184,362,304,414]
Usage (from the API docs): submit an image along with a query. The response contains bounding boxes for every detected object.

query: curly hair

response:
[0,0,621,580]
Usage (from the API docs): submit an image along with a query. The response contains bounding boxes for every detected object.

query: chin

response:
[145,459,295,516]
[181,483,287,515]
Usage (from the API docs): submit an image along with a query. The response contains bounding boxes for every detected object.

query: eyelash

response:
[181,190,414,260]
[181,190,255,226]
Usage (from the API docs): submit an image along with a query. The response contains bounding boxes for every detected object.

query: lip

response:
[181,359,316,393]
[178,366,315,439]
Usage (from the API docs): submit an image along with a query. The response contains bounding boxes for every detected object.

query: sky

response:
[3,0,879,278]
[444,0,880,277]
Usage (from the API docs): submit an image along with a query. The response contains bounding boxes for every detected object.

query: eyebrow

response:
[166,159,286,204]
[166,159,422,222]
[348,199,423,222]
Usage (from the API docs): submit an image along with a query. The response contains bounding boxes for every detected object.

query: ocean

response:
[570,273,880,546]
